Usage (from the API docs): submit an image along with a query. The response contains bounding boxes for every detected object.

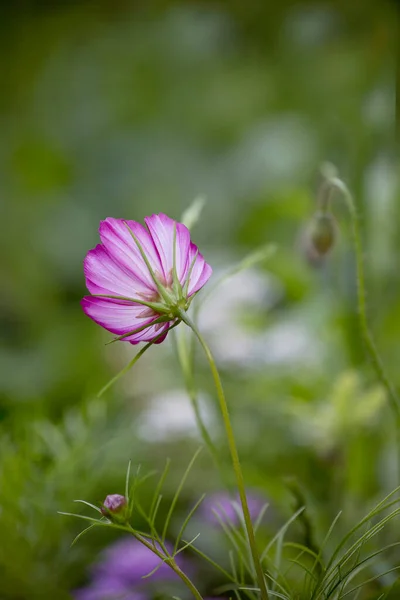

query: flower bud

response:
[308,211,337,256]
[101,494,130,524]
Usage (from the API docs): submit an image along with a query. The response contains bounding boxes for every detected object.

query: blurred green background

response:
[1,0,400,598]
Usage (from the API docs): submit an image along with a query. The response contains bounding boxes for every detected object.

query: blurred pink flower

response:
[201,491,265,526]
[93,539,185,584]
[81,214,212,344]
[74,538,189,600]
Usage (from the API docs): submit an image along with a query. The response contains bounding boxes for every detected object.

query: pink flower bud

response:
[101,494,129,523]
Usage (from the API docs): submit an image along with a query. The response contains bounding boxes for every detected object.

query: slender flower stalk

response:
[317,176,400,420]
[175,326,225,477]
[178,309,269,600]
[315,173,400,487]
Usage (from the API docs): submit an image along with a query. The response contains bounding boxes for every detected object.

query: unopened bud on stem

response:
[308,211,337,256]
[101,494,130,524]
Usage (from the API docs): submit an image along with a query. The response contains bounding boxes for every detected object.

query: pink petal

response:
[185,243,213,296]
[84,245,150,297]
[99,218,163,292]
[127,321,172,345]
[81,297,173,344]
[81,296,156,336]
[144,214,190,283]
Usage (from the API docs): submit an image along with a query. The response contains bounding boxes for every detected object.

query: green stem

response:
[127,525,204,600]
[175,328,226,478]
[326,178,400,421]
[178,310,269,600]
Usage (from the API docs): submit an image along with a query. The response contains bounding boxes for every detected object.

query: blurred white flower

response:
[198,268,278,366]
[198,267,319,368]
[255,320,319,366]
[137,389,215,442]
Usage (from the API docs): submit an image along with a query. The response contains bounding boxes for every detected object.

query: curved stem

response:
[324,177,400,420]
[178,310,269,600]
[127,525,204,600]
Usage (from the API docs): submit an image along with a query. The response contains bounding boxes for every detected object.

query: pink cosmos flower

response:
[81,214,212,344]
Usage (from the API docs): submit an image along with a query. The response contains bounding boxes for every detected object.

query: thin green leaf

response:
[312,497,400,600]
[254,502,269,533]
[375,580,399,600]
[73,499,102,514]
[216,500,248,546]
[263,564,293,599]
[125,460,132,504]
[232,588,244,600]
[174,533,201,556]
[150,458,171,523]
[142,556,170,579]
[150,495,163,529]
[241,592,286,600]
[310,510,342,578]
[174,493,206,553]
[325,489,400,573]
[339,566,400,599]
[97,322,179,397]
[229,549,238,581]
[58,512,108,525]
[272,529,285,591]
[184,542,235,582]
[212,508,252,576]
[288,559,318,582]
[70,523,98,547]
[238,548,245,585]
[282,543,321,596]
[260,506,305,562]
[324,506,400,592]
[161,447,202,542]
[181,196,206,230]
[128,464,143,511]
[214,582,256,600]
[283,542,322,564]
[329,542,400,599]
[136,470,158,488]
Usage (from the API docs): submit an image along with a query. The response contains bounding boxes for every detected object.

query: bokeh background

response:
[1,0,399,598]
